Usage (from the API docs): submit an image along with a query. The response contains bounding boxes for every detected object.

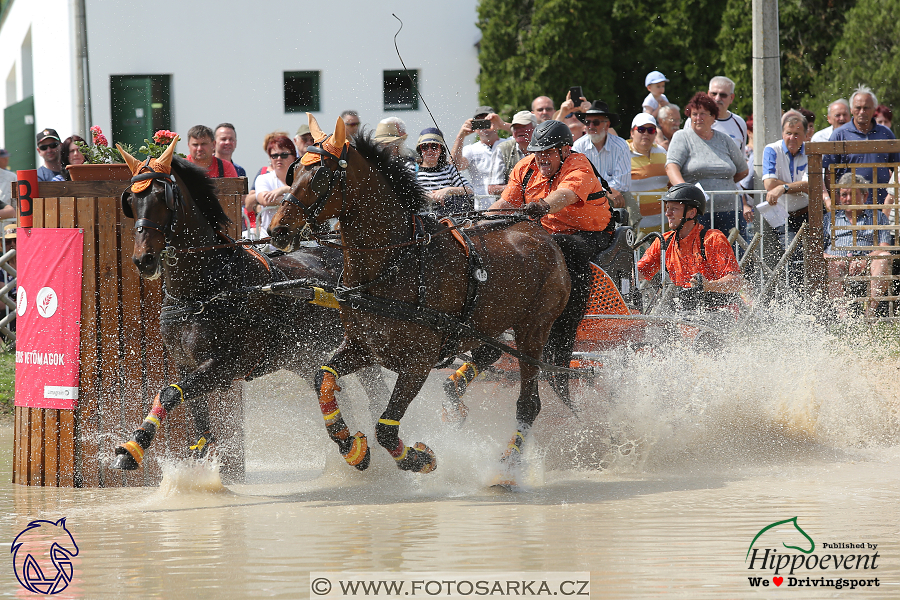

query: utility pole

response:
[752,0,781,179]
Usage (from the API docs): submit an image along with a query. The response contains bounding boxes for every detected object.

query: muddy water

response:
[2,314,900,599]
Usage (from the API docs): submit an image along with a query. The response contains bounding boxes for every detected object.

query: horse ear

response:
[308,113,328,143]
[332,117,346,149]
[117,144,143,175]
[156,137,179,171]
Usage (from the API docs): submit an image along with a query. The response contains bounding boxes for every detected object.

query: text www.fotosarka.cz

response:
[310,572,591,599]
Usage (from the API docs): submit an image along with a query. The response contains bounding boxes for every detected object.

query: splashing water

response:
[537,306,900,475]
[155,456,228,496]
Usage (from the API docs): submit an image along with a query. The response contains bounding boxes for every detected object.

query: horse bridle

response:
[281,141,348,233]
[120,157,183,241]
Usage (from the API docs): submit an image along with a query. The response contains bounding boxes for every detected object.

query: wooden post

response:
[13,178,248,487]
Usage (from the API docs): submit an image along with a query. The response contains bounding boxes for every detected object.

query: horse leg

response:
[188,398,215,459]
[111,362,230,470]
[314,340,378,471]
[111,383,187,470]
[375,370,437,473]
[355,364,390,424]
[441,344,502,428]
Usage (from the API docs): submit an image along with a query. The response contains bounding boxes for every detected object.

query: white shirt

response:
[572,134,632,191]
[462,139,500,196]
[254,170,285,232]
[810,126,834,143]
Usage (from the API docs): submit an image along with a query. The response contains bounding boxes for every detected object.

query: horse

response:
[268,114,571,477]
[110,139,388,472]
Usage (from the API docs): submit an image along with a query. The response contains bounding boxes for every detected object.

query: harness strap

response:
[340,292,582,375]
[216,158,225,178]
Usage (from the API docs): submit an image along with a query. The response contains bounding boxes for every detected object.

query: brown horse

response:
[110,140,388,472]
[268,115,570,477]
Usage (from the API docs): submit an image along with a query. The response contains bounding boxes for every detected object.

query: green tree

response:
[719,0,857,119]
[610,0,730,117]
[477,0,616,112]
[811,0,900,115]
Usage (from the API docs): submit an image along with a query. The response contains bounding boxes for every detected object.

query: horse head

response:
[118,139,180,279]
[270,113,349,252]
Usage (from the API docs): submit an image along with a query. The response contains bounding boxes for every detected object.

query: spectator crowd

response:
[4,73,899,318]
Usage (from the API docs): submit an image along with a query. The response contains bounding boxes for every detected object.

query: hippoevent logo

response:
[11,518,79,594]
[746,517,880,590]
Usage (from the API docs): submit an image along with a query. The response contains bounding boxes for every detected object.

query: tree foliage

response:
[477,0,615,113]
[477,0,898,127]
[719,0,857,119]
[811,0,900,115]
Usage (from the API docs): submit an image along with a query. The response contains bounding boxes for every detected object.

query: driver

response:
[489,119,614,402]
[637,183,744,312]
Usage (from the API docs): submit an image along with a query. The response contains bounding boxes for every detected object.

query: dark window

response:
[284,71,320,113]
[383,70,418,111]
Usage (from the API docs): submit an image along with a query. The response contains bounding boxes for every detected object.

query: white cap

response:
[645,71,669,86]
[511,111,538,126]
[631,113,658,129]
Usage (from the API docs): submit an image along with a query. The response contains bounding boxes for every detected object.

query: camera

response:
[471,119,492,130]
[569,86,584,104]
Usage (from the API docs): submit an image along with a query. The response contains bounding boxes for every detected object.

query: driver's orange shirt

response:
[637,225,740,287]
[501,153,611,234]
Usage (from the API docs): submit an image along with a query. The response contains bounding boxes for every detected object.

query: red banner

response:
[15,228,84,409]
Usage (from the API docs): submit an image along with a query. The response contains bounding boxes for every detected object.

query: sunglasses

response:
[270,152,294,160]
[39,141,60,151]
[420,144,442,151]
[585,119,609,127]
[635,125,657,134]
[709,92,731,98]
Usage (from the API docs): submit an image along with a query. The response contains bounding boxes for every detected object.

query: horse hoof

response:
[396,442,437,473]
[111,445,141,470]
[191,432,216,460]
[440,399,468,429]
[342,432,370,471]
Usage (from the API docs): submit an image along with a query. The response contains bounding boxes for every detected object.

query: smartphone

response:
[472,119,491,130]
[569,86,584,103]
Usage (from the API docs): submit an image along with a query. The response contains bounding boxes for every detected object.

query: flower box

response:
[66,164,132,181]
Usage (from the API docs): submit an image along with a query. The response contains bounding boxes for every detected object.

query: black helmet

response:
[526,120,573,152]
[662,183,706,215]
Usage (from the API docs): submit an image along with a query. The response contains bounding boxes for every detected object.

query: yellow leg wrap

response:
[450,361,478,383]
[379,418,400,427]
[508,430,525,453]
[393,443,409,462]
[122,440,144,465]
[170,384,186,404]
[145,414,161,429]
[322,408,342,426]
[343,432,368,466]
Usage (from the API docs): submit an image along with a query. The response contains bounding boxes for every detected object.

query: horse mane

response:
[170,156,231,231]
[353,129,429,213]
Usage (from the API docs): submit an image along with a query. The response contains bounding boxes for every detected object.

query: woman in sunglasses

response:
[246,134,297,235]
[415,128,473,216]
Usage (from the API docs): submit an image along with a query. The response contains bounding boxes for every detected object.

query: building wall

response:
[1,0,482,177]
[0,0,76,167]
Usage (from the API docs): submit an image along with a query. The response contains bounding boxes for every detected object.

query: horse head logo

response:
[11,517,79,594]
[746,516,815,561]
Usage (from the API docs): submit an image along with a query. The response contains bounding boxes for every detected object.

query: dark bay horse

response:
[268,115,570,476]
[110,140,387,472]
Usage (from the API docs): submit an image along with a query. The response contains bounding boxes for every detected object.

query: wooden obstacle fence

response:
[12,177,247,487]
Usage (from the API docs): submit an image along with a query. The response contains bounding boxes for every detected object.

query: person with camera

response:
[636,183,744,315]
[451,106,503,202]
[487,119,614,402]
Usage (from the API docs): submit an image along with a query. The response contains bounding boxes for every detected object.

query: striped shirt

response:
[417,163,471,192]
[628,140,668,228]
[572,134,632,191]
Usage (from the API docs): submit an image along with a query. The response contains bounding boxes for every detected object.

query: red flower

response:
[153,129,178,144]
[95,134,108,147]
[90,125,102,135]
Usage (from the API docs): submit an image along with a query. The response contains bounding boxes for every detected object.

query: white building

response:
[0,0,481,176]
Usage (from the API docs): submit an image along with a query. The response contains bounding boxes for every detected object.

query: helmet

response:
[526,120,574,152]
[662,183,706,215]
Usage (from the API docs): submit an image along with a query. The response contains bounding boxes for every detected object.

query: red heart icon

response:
[773,577,783,586]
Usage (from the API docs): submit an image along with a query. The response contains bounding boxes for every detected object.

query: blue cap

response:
[645,71,669,86]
